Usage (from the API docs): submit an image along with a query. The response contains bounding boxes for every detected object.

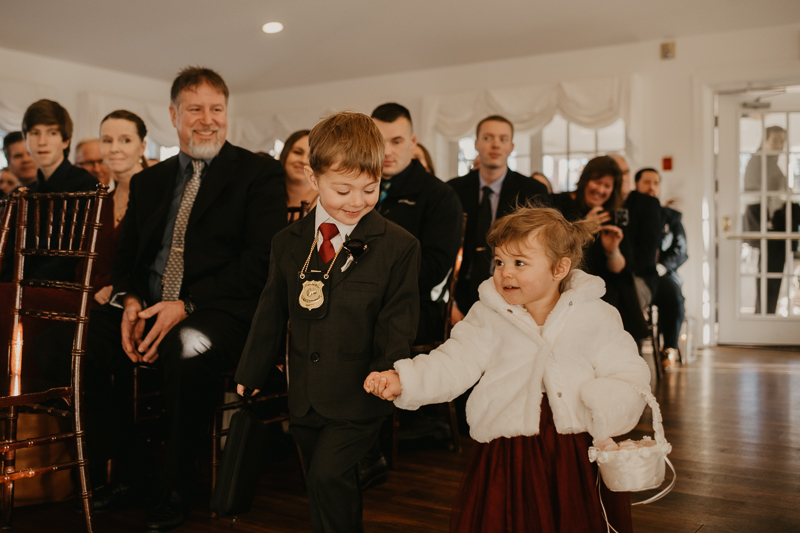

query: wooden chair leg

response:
[2,407,18,529]
[447,401,461,453]
[75,429,94,532]
[390,408,400,470]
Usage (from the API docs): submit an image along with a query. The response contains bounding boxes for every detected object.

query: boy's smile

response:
[305,166,379,226]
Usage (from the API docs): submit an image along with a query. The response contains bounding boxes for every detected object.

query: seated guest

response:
[635,168,687,372]
[371,103,463,344]
[36,67,286,531]
[412,142,435,175]
[91,110,149,305]
[3,100,99,282]
[0,167,20,198]
[549,156,648,340]
[279,129,317,208]
[75,137,113,189]
[532,171,553,193]
[3,131,39,188]
[615,155,662,312]
[449,115,547,320]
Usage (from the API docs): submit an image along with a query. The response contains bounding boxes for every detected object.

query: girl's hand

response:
[363,370,402,400]
[594,437,616,449]
[600,225,624,254]
[585,206,610,225]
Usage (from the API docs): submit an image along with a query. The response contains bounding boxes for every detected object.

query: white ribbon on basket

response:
[589,384,676,533]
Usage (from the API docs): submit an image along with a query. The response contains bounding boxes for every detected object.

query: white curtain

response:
[0,79,55,134]
[74,92,175,149]
[420,76,632,141]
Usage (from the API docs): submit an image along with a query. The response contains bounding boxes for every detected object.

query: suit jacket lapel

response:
[189,142,237,227]
[290,209,317,273]
[497,170,521,218]
[140,157,179,257]
[329,210,385,290]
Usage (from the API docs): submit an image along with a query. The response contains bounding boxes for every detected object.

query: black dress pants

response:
[290,408,384,533]
[35,302,248,498]
[654,272,685,350]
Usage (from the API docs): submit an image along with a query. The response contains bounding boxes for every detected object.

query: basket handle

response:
[628,384,667,446]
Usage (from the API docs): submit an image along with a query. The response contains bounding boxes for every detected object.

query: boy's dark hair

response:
[279,129,311,168]
[575,155,623,214]
[308,112,383,180]
[22,100,73,157]
[371,103,413,128]
[170,66,229,106]
[634,167,659,183]
[2,131,24,161]
[476,115,514,138]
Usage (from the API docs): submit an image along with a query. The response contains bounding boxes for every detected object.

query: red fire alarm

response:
[662,157,673,171]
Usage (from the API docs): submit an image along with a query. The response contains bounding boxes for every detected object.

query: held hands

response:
[236,384,260,397]
[120,295,187,364]
[363,370,402,401]
[94,285,113,305]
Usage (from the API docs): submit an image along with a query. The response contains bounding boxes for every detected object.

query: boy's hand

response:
[236,384,260,397]
[363,370,402,401]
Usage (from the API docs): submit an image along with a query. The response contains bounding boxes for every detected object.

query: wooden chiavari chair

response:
[0,185,108,531]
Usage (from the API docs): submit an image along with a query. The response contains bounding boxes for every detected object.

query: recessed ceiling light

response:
[262,22,284,34]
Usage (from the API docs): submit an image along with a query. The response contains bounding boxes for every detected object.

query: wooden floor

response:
[7,346,800,532]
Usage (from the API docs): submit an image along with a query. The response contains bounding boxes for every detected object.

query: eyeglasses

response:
[76,159,105,168]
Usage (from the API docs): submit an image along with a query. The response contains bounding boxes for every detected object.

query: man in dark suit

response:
[448,115,547,318]
[371,103,463,344]
[76,67,286,532]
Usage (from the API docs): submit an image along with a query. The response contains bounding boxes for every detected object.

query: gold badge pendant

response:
[299,280,325,310]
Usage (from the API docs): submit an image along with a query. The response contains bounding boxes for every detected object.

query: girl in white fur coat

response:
[365,206,651,533]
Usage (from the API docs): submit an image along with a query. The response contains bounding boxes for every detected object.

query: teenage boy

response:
[22,100,98,194]
[4,101,99,282]
[235,111,420,533]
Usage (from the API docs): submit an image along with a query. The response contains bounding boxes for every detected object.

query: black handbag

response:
[209,391,268,518]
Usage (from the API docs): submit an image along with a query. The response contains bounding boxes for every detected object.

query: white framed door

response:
[717,89,800,344]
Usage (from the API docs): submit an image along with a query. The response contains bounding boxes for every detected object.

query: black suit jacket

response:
[448,169,547,312]
[111,142,286,325]
[623,190,662,296]
[659,207,688,274]
[235,208,420,420]
[378,159,463,343]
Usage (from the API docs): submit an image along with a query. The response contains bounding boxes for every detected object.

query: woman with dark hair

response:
[279,129,316,208]
[93,110,148,304]
[412,142,436,176]
[550,155,648,339]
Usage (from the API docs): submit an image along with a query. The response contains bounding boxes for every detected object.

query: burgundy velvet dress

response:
[450,394,633,533]
[89,188,123,295]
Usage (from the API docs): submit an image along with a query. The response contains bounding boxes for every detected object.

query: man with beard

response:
[3,131,39,188]
[44,66,286,532]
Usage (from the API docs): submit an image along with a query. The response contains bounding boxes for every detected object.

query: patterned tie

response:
[161,159,204,301]
[318,222,339,263]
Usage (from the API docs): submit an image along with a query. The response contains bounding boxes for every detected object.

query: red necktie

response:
[318,223,339,263]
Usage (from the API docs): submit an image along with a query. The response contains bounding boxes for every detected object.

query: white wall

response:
[233,23,800,344]
[0,46,173,149]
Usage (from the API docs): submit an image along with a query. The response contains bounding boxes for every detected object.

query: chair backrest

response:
[287,200,311,223]
[443,213,468,341]
[5,185,108,397]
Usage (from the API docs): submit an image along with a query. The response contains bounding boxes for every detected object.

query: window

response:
[453,116,626,193]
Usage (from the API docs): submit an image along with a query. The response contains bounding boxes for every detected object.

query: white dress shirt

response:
[314,202,357,255]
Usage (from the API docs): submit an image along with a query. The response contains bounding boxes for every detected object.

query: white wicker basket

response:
[588,384,675,503]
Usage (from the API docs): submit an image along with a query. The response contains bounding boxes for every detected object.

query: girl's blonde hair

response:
[486,204,599,291]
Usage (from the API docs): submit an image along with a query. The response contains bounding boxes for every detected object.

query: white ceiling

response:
[2,0,799,93]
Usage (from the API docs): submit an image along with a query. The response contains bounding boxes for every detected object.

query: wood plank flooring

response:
[7,346,800,532]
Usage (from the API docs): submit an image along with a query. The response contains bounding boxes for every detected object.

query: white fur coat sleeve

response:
[393,304,495,411]
[578,306,651,441]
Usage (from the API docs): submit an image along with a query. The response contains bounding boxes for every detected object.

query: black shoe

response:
[73,480,137,515]
[358,452,388,491]
[143,490,186,532]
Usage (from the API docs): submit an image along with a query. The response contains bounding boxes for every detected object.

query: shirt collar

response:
[478,168,507,196]
[37,157,71,186]
[315,201,358,240]
[178,151,215,175]
[384,159,415,191]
